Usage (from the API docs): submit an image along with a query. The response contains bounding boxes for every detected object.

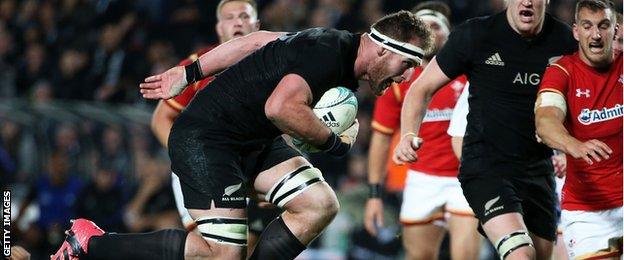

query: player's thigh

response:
[517,162,558,242]
[254,156,336,213]
[459,174,523,236]
[447,214,480,260]
[561,207,623,260]
[460,173,538,258]
[402,223,446,259]
[252,138,332,210]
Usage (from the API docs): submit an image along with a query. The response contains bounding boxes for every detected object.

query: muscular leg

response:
[402,224,445,260]
[447,214,481,260]
[553,233,567,260]
[482,213,536,260]
[250,156,339,258]
[531,232,554,260]
[183,203,248,260]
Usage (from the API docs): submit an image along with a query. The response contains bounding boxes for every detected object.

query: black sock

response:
[86,229,187,260]
[249,217,306,260]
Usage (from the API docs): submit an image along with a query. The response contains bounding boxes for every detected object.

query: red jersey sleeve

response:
[371,83,403,135]
[538,60,571,96]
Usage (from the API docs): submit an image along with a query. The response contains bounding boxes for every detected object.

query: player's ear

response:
[254,20,260,31]
[216,22,224,39]
[572,23,580,41]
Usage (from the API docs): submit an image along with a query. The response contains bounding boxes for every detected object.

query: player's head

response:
[365,10,433,96]
[413,1,452,60]
[216,0,260,43]
[505,0,549,37]
[573,0,616,67]
[613,12,622,55]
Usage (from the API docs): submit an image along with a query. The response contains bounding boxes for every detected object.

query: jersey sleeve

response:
[372,83,403,135]
[447,82,470,137]
[538,61,570,96]
[435,21,476,79]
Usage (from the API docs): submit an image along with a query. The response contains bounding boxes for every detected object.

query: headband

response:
[415,9,450,34]
[368,28,424,64]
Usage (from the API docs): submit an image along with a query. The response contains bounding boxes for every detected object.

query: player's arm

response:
[265,74,356,157]
[140,31,286,100]
[393,57,451,164]
[150,100,179,148]
[535,92,612,165]
[364,131,392,235]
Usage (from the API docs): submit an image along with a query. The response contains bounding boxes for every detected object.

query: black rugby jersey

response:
[181,28,360,142]
[436,11,576,165]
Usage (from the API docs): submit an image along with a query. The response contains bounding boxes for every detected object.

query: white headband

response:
[415,9,450,35]
[368,27,424,64]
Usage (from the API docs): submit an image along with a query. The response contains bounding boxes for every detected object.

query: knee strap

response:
[496,230,534,259]
[196,217,248,246]
[265,165,324,208]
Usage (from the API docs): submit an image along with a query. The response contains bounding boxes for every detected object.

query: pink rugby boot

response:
[50,219,105,260]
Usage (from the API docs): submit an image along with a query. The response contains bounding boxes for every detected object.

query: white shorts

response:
[561,207,623,259]
[555,176,565,234]
[400,170,473,226]
[171,172,194,228]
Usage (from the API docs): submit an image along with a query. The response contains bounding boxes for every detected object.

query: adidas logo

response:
[321,112,340,128]
[485,53,505,66]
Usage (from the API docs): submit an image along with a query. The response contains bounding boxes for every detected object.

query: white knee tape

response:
[196,217,248,246]
[496,230,534,259]
[265,165,324,208]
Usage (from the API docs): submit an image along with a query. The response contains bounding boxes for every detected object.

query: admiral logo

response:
[578,104,623,125]
[321,112,340,128]
[422,108,453,122]
[485,53,505,66]
[575,88,591,98]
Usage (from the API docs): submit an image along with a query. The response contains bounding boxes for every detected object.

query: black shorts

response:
[459,158,558,241]
[169,123,301,209]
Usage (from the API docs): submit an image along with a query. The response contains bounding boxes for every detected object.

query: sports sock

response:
[86,229,187,260]
[249,216,306,260]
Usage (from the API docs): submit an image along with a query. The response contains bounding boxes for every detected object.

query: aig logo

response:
[513,73,541,86]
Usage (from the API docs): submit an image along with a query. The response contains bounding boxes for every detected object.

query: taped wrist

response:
[368,183,382,198]
[318,132,350,157]
[184,60,204,84]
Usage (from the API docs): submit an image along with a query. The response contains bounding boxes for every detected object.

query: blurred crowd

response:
[1,0,622,259]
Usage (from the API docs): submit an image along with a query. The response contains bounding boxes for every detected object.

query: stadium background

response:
[0,0,622,259]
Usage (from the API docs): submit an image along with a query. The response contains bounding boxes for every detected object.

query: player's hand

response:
[139,66,188,99]
[10,246,30,260]
[392,133,423,165]
[551,153,566,178]
[339,119,359,147]
[364,198,384,236]
[564,138,612,165]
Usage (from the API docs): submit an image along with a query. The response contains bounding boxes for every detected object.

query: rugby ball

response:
[292,87,358,152]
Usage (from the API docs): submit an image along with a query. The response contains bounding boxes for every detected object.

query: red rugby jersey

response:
[372,67,466,177]
[539,52,623,211]
[165,46,216,111]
